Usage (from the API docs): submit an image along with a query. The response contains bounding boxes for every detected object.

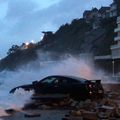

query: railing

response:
[111,48,120,59]
[114,27,120,32]
[117,16,120,23]
[111,44,120,49]
[94,55,111,60]
[112,76,120,81]
[114,36,120,41]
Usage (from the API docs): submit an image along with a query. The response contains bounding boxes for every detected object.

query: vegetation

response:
[0,17,117,71]
[7,45,20,55]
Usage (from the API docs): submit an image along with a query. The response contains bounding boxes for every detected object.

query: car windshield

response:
[40,77,57,84]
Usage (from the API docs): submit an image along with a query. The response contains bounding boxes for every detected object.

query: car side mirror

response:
[32,81,38,85]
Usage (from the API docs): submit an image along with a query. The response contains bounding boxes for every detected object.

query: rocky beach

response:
[0,83,119,120]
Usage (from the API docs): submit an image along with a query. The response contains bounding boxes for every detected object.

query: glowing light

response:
[25,42,29,46]
[24,42,29,49]
[89,84,92,88]
[89,91,92,94]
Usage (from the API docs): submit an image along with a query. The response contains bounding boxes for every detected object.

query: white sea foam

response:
[0,55,111,114]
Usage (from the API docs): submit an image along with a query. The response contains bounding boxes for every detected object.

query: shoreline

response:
[1,109,68,120]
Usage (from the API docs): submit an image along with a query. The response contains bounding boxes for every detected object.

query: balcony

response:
[111,50,120,59]
[117,16,120,24]
[110,4,117,11]
[114,36,120,41]
[94,55,111,60]
[111,43,120,59]
[114,27,120,32]
[111,44,120,49]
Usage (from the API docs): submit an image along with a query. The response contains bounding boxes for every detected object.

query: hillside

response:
[0,17,117,71]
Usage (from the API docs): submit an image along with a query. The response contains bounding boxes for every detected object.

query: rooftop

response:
[83,10,91,15]
[99,7,110,14]
[92,7,98,12]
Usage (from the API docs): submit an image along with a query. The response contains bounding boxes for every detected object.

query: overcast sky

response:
[0,0,112,58]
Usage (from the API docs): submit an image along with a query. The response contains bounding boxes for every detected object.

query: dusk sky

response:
[0,0,112,58]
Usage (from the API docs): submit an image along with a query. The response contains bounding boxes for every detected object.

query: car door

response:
[47,77,69,94]
[50,77,63,93]
[35,76,58,94]
[56,78,72,94]
[61,78,84,96]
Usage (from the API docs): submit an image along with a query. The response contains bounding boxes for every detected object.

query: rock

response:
[84,99,91,104]
[77,101,84,109]
[70,101,78,107]
[70,110,82,116]
[24,112,41,118]
[62,117,83,120]
[59,101,67,106]
[98,105,114,110]
[5,109,17,114]
[82,111,97,120]
[62,118,68,120]
[51,103,58,106]
[107,92,120,99]
[40,104,51,109]
[75,110,82,116]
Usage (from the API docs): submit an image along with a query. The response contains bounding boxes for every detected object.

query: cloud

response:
[0,0,112,58]
[6,0,112,37]
[6,0,37,19]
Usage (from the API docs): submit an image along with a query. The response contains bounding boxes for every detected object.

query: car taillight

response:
[88,84,92,88]
[87,83,94,89]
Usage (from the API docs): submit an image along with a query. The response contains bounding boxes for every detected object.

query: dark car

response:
[10,75,104,100]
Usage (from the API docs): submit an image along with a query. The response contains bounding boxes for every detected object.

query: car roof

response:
[45,75,87,82]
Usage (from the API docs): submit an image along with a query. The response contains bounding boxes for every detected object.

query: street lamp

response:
[112,60,115,77]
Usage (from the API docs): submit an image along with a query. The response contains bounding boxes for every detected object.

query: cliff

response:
[0,17,117,71]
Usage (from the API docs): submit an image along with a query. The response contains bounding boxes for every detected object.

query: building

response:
[83,10,92,22]
[42,31,53,41]
[114,0,120,16]
[83,0,120,22]
[42,31,53,36]
[111,16,120,59]
[83,8,98,22]
[110,1,117,17]
[95,16,120,76]
[91,8,99,19]
[98,7,110,19]
[110,0,120,17]
[20,42,35,50]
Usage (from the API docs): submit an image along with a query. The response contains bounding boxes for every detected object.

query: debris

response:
[21,87,120,120]
[40,104,51,110]
[70,110,82,116]
[24,112,41,118]
[62,116,83,120]
[5,109,17,114]
[82,111,97,120]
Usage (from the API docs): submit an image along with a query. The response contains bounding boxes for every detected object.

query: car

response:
[10,75,104,100]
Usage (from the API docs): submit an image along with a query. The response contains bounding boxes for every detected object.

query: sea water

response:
[0,56,106,116]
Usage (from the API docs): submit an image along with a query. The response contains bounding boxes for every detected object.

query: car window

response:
[53,79,59,84]
[41,77,57,84]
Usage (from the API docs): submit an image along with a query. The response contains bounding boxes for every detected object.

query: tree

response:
[7,45,20,55]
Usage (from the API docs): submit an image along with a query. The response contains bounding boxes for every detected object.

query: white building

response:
[94,16,120,76]
[111,16,120,59]
[110,2,117,17]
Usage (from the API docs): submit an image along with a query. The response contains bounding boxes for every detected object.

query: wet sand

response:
[1,110,68,120]
[1,83,120,120]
